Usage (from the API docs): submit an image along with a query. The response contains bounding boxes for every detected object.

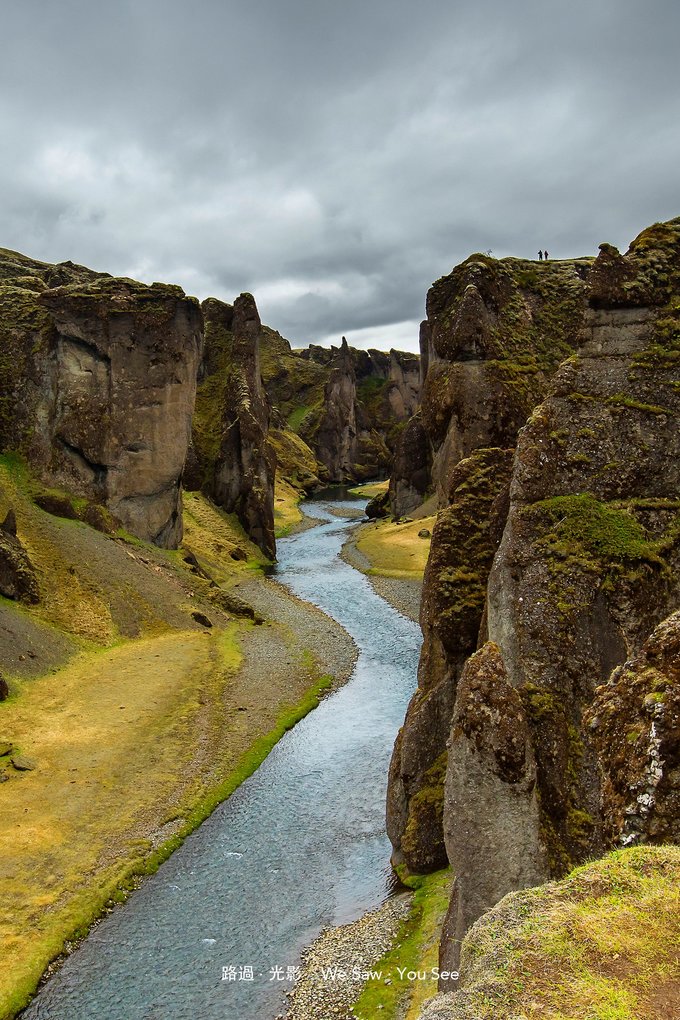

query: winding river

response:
[24,496,421,1020]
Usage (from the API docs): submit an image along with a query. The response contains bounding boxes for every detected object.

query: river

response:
[23,496,421,1020]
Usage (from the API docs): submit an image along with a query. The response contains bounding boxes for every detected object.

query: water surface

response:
[25,497,421,1019]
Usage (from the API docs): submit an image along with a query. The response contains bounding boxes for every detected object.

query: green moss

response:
[286,405,311,432]
[448,846,680,1020]
[401,752,448,870]
[353,868,453,1020]
[521,683,558,722]
[527,493,664,567]
[606,393,671,415]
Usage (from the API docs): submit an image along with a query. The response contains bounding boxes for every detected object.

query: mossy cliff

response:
[261,333,420,484]
[384,219,680,1007]
[190,294,278,559]
[420,846,680,1020]
[0,248,202,548]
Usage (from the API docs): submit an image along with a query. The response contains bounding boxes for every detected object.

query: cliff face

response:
[0,249,202,547]
[191,294,276,559]
[387,254,591,874]
[390,254,589,516]
[386,219,680,982]
[261,334,420,484]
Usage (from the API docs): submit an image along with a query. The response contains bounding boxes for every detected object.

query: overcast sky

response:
[1,1,678,352]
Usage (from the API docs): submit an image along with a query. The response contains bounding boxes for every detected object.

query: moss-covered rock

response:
[386,448,513,875]
[587,609,680,848]
[0,248,202,548]
[192,295,276,559]
[421,846,680,1019]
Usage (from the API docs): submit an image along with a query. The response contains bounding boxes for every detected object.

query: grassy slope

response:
[354,516,435,580]
[0,459,334,1019]
[349,480,389,499]
[445,845,680,1020]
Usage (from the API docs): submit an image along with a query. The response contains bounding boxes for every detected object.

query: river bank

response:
[0,461,359,1020]
[15,495,422,1020]
[340,515,433,624]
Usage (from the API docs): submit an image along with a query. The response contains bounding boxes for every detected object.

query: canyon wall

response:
[190,293,277,560]
[385,220,680,988]
[262,333,420,483]
[0,248,202,547]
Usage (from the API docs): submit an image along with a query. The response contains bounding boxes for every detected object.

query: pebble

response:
[284,894,412,1020]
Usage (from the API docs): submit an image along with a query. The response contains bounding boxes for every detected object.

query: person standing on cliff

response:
[538,250,543,261]
[544,250,549,260]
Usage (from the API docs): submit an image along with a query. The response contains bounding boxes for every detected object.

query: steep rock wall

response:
[192,294,276,559]
[0,249,202,547]
[267,337,420,484]
[390,254,590,518]
[385,218,680,983]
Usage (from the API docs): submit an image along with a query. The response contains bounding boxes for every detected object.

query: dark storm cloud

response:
[2,0,679,350]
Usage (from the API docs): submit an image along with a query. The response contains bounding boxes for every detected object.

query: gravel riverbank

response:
[282,894,412,1020]
[340,530,423,624]
[237,572,358,690]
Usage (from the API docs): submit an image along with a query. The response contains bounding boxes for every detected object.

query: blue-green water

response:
[24,498,421,1019]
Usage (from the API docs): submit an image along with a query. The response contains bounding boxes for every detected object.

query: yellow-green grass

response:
[355,516,435,580]
[349,479,389,499]
[0,625,333,1019]
[353,869,453,1019]
[0,454,332,1017]
[182,489,267,582]
[455,845,680,1020]
[274,475,305,537]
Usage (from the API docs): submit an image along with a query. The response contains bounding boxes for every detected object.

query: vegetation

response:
[449,846,680,1020]
[353,869,453,1020]
[354,516,434,580]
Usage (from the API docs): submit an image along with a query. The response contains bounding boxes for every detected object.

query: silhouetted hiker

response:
[544,250,549,260]
[538,250,543,261]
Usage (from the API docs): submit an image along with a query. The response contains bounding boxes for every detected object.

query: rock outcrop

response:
[387,447,513,874]
[587,610,680,848]
[386,219,680,979]
[419,846,680,1019]
[0,508,39,603]
[191,294,276,559]
[389,254,589,517]
[0,248,202,547]
[261,332,420,484]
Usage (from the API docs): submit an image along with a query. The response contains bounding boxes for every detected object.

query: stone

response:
[418,528,431,538]
[386,217,680,982]
[0,509,17,536]
[11,754,37,771]
[366,491,389,519]
[440,642,545,977]
[192,294,277,559]
[0,526,39,604]
[0,251,203,548]
[386,448,513,876]
[586,610,680,847]
[0,741,14,756]
[191,611,213,629]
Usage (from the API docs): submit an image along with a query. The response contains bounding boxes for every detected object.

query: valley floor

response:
[0,462,357,1020]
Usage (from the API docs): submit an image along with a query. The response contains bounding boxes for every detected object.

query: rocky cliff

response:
[262,333,420,484]
[0,248,202,547]
[385,219,680,989]
[190,294,277,559]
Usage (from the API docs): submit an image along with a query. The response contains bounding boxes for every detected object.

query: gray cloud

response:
[2,0,679,351]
